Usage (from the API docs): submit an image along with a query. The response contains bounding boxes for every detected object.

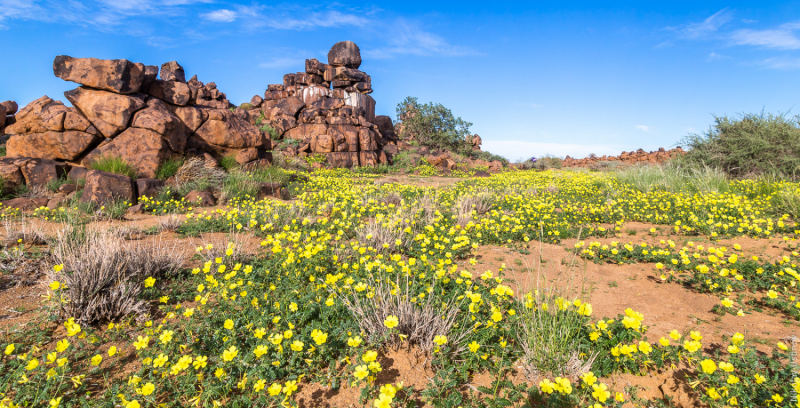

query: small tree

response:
[395,97,473,154]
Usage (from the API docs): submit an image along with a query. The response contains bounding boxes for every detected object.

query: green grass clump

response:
[680,112,800,179]
[156,157,185,180]
[614,162,730,194]
[219,155,239,171]
[87,155,138,179]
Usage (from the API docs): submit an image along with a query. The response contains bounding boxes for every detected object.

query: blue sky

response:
[2,1,799,161]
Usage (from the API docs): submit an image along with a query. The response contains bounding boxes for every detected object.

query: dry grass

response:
[454,192,493,227]
[4,220,48,246]
[337,275,472,355]
[355,219,409,253]
[173,157,226,194]
[157,215,184,232]
[48,226,186,324]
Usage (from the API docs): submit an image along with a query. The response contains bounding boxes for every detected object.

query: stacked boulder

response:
[562,147,686,168]
[0,100,18,136]
[244,41,398,168]
[1,56,271,206]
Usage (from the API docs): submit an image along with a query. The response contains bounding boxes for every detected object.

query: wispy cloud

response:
[707,51,729,61]
[201,9,236,23]
[758,57,800,69]
[669,8,733,39]
[635,125,650,132]
[364,18,478,59]
[730,21,800,50]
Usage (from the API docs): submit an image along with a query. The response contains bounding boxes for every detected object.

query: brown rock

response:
[47,197,69,210]
[2,198,38,211]
[194,110,267,149]
[7,131,100,161]
[270,96,305,118]
[267,84,285,92]
[131,98,187,151]
[160,61,186,82]
[64,87,146,138]
[5,96,70,135]
[19,158,69,186]
[327,41,362,69]
[270,115,296,136]
[313,133,334,153]
[257,182,285,199]
[79,170,136,206]
[67,166,88,181]
[305,58,329,75]
[427,152,451,167]
[53,55,146,94]
[57,183,76,193]
[383,144,399,156]
[143,65,159,89]
[358,128,377,151]
[250,95,264,108]
[359,151,378,167]
[325,152,359,168]
[330,66,368,82]
[148,80,192,106]
[235,147,258,164]
[127,203,144,214]
[296,86,332,105]
[0,160,24,190]
[0,105,5,128]
[310,97,345,111]
[0,100,18,115]
[169,105,208,133]
[488,160,503,172]
[63,110,93,132]
[135,178,165,199]
[185,190,216,206]
[283,123,328,141]
[82,128,170,178]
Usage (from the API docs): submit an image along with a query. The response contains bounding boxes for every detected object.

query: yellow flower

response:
[125,401,140,408]
[143,277,156,288]
[56,339,69,353]
[108,346,117,357]
[268,382,282,395]
[193,356,208,369]
[253,379,267,392]
[159,330,174,345]
[669,330,681,341]
[719,362,734,372]
[311,329,328,345]
[49,281,61,291]
[224,319,234,330]
[539,379,555,394]
[49,398,61,408]
[591,383,610,402]
[353,365,369,380]
[25,358,39,370]
[374,393,393,408]
[362,350,378,362]
[700,359,716,374]
[290,340,304,352]
[658,337,670,347]
[383,315,399,329]
[433,335,447,346]
[283,380,298,396]
[754,374,766,384]
[153,354,168,368]
[721,298,733,308]
[133,336,149,350]
[638,341,652,354]
[141,382,155,396]
[347,336,362,347]
[468,341,480,353]
[727,345,739,354]
[4,344,14,355]
[731,332,744,346]
[222,346,238,362]
[777,342,789,351]
[581,371,597,385]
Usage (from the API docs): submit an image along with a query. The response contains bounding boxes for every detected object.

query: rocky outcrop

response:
[53,56,146,94]
[562,148,686,168]
[245,41,400,168]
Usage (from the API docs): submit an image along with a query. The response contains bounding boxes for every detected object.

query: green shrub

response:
[255,113,280,140]
[219,155,238,171]
[0,145,6,157]
[614,162,730,194]
[239,103,252,110]
[531,155,563,170]
[88,155,138,179]
[395,96,473,155]
[470,150,508,165]
[156,156,185,180]
[679,112,800,179]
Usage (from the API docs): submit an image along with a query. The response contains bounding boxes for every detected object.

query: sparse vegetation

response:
[87,155,138,179]
[156,156,185,180]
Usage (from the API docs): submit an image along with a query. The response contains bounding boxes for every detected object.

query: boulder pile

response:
[562,147,685,168]
[242,41,399,168]
[0,100,18,136]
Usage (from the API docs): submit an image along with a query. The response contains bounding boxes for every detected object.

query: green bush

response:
[87,155,138,179]
[395,96,473,155]
[219,155,238,171]
[679,112,800,179]
[0,146,6,157]
[531,155,563,170]
[614,162,731,194]
[156,156,185,180]
[255,113,280,140]
[470,150,508,166]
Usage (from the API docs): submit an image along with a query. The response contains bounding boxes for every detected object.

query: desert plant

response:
[45,176,71,193]
[355,219,409,253]
[255,113,280,140]
[4,219,47,246]
[87,155,138,179]
[272,150,309,171]
[532,155,563,170]
[680,112,800,179]
[454,192,494,227]
[219,154,239,171]
[173,157,226,196]
[156,156,185,180]
[614,162,730,194]
[156,215,183,232]
[48,226,186,324]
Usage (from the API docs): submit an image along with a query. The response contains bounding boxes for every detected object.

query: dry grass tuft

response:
[4,220,48,246]
[355,219,409,253]
[157,215,184,232]
[173,157,226,192]
[48,226,186,324]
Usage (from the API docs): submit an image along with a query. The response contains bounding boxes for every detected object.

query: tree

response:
[395,97,473,154]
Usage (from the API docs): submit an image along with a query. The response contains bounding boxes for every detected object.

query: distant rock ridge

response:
[562,147,686,167]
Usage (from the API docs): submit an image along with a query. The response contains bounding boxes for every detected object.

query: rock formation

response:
[242,41,399,168]
[562,147,685,168]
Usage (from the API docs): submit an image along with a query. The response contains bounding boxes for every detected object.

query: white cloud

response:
[482,140,621,161]
[707,51,729,60]
[671,9,733,39]
[363,18,478,59]
[635,125,650,132]
[731,21,800,50]
[759,57,800,69]
[201,9,236,23]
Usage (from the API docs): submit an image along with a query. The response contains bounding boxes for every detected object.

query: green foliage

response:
[87,155,138,179]
[239,102,252,110]
[156,156,185,180]
[470,150,508,166]
[396,96,473,155]
[614,162,730,194]
[303,154,327,165]
[255,113,280,140]
[219,155,239,171]
[531,155,563,170]
[0,145,6,157]
[680,112,800,179]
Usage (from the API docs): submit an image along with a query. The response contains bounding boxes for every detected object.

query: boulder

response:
[235,147,258,164]
[64,87,146,138]
[358,128,377,151]
[53,56,145,94]
[269,96,305,119]
[327,41,362,69]
[127,203,144,214]
[383,144,399,155]
[185,190,216,206]
[269,115,296,136]
[131,98,187,151]
[168,105,208,133]
[57,183,76,193]
[312,133,334,153]
[82,128,170,178]
[148,80,192,106]
[79,170,136,206]
[136,178,165,199]
[250,95,263,108]
[63,110,93,132]
[160,61,186,82]
[296,85,332,105]
[0,100,18,115]
[0,160,24,190]
[359,151,378,167]
[2,198,39,211]
[257,182,286,199]
[194,109,267,149]
[0,105,5,128]
[427,152,451,167]
[326,152,359,168]
[7,131,100,161]
[473,170,491,178]
[67,166,88,181]
[309,97,345,111]
[4,96,70,135]
[143,65,159,88]
[19,158,69,186]
[305,58,329,75]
